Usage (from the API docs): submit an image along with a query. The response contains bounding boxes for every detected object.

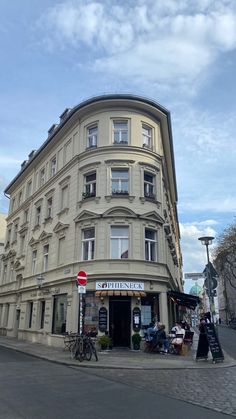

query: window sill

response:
[77,196,101,208]
[105,195,135,203]
[113,142,128,145]
[139,197,161,208]
[57,207,69,217]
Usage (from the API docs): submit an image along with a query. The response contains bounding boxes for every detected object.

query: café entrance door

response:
[109,297,131,347]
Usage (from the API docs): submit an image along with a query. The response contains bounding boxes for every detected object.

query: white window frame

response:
[111,169,129,195]
[61,184,69,210]
[82,228,95,261]
[144,171,155,199]
[50,156,57,177]
[32,250,37,274]
[110,226,129,259]
[145,228,157,262]
[142,124,152,148]
[46,196,53,218]
[43,244,49,272]
[26,180,32,198]
[39,168,45,187]
[84,172,96,198]
[87,124,98,148]
[113,120,128,144]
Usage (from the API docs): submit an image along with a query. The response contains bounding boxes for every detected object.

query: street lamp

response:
[36,274,44,289]
[198,236,215,322]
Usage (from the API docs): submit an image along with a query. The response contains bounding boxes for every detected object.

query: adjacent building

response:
[0,94,183,347]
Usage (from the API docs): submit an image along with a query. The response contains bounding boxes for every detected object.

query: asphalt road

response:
[0,346,231,419]
[218,325,236,359]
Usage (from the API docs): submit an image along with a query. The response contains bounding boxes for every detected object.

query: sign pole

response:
[79,291,83,336]
[77,271,87,336]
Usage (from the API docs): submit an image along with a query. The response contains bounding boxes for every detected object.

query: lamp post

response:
[198,236,215,322]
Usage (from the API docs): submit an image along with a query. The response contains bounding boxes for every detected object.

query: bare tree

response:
[213,219,236,321]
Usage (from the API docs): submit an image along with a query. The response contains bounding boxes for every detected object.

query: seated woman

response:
[155,324,169,353]
[171,322,185,354]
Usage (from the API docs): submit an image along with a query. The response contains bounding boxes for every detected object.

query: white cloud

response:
[39,0,236,93]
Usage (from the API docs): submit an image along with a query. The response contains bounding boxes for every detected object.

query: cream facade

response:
[0,95,182,347]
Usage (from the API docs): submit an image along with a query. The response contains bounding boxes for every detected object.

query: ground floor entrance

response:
[109,297,131,347]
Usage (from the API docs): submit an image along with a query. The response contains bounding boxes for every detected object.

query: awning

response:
[167,290,200,310]
[95,290,147,297]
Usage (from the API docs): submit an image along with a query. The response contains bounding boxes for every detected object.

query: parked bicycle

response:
[70,333,98,362]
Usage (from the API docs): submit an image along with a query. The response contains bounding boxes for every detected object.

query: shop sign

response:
[133,307,141,332]
[96,281,144,290]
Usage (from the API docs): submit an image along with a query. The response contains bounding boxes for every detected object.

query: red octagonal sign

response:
[77,271,87,286]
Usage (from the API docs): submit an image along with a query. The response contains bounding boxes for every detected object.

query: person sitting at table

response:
[171,322,185,353]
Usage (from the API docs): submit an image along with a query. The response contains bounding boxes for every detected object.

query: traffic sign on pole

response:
[77,271,87,286]
[78,285,86,294]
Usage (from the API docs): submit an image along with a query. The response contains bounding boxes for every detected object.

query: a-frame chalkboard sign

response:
[196,323,224,363]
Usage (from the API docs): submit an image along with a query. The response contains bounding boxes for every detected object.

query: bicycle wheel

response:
[70,341,77,359]
[76,338,84,362]
[91,342,98,361]
[84,342,92,361]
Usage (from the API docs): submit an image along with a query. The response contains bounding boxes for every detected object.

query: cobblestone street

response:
[85,365,236,417]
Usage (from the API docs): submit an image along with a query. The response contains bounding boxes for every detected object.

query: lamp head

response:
[198,236,215,246]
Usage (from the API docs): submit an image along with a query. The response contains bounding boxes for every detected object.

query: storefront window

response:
[141,294,160,330]
[83,292,99,335]
[52,294,67,334]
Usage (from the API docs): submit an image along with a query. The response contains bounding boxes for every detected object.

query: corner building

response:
[0,95,183,348]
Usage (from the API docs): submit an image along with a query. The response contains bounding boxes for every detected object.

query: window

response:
[46,196,53,218]
[113,120,128,144]
[4,303,9,327]
[11,197,16,213]
[3,264,7,283]
[82,228,95,260]
[24,209,29,223]
[142,124,152,148]
[32,250,37,274]
[39,168,45,187]
[6,228,11,246]
[87,125,97,148]
[110,226,129,259]
[144,172,155,199]
[18,191,22,207]
[26,180,32,198]
[40,300,45,329]
[52,294,67,334]
[83,172,96,198]
[50,156,57,177]
[145,229,157,261]
[43,244,49,272]
[28,302,33,328]
[111,169,129,195]
[20,235,25,255]
[58,237,65,265]
[35,205,41,226]
[10,261,14,281]
[61,185,69,210]
[13,223,18,242]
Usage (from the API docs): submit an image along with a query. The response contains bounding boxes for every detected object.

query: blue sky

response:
[1,0,236,292]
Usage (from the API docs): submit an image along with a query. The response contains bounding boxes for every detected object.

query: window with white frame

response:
[46,196,53,218]
[50,156,57,177]
[43,244,49,272]
[82,228,95,260]
[144,172,155,199]
[110,226,129,259]
[35,205,41,226]
[111,169,129,195]
[39,168,45,187]
[32,250,37,274]
[87,124,97,148]
[145,229,157,261]
[61,184,69,210]
[142,124,152,148]
[83,172,96,198]
[113,120,128,144]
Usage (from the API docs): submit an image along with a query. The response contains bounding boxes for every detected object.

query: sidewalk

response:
[0,334,235,370]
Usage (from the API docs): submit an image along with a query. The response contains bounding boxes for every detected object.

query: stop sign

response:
[77,271,87,286]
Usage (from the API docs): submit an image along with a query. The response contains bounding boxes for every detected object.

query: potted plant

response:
[132,333,142,350]
[97,334,113,350]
